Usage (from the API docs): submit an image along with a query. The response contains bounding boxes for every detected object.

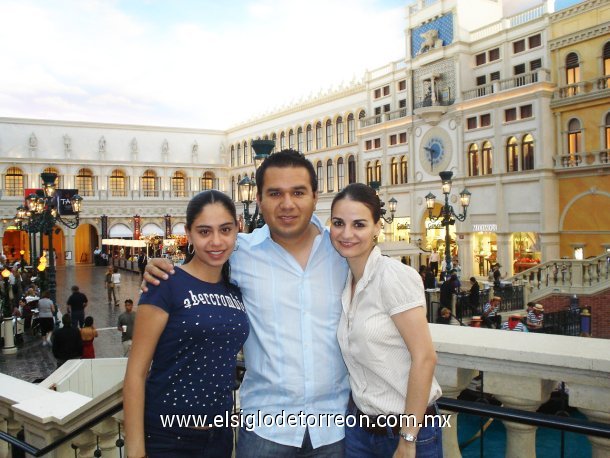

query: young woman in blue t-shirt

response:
[123,190,249,458]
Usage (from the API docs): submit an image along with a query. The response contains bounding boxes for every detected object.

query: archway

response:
[420,203,458,269]
[75,224,99,264]
[41,226,65,267]
[2,229,29,263]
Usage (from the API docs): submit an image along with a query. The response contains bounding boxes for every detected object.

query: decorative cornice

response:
[549,21,610,50]
[550,0,610,22]
[227,80,366,132]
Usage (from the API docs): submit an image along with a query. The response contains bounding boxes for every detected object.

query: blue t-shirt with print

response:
[139,268,249,429]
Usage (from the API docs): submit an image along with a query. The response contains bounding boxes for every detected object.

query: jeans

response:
[145,424,233,458]
[236,427,344,458]
[344,408,442,458]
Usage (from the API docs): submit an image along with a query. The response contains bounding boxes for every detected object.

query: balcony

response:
[551,76,610,108]
[462,70,550,102]
[553,150,609,171]
[2,330,610,457]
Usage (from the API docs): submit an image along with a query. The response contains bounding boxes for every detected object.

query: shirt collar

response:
[249,214,326,247]
[357,246,383,290]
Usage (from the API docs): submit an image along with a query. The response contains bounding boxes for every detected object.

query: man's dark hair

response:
[125,299,134,305]
[255,149,317,197]
[71,285,79,292]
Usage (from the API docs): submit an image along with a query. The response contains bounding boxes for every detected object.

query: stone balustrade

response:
[512,253,610,303]
[2,332,610,457]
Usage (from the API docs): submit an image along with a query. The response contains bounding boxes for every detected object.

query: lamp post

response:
[369,181,398,223]
[15,172,83,304]
[425,171,471,277]
[238,139,275,232]
[2,267,16,354]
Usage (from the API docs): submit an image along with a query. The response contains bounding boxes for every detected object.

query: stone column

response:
[435,366,478,458]
[569,383,610,458]
[496,233,513,277]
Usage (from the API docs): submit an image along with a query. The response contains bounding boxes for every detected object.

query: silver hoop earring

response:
[187,243,194,255]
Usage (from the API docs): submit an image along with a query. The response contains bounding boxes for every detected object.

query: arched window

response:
[347,114,356,143]
[306,125,313,152]
[482,141,493,175]
[506,137,519,172]
[358,110,366,120]
[604,42,610,76]
[236,143,242,166]
[141,169,158,197]
[171,171,186,197]
[243,142,248,165]
[315,122,322,150]
[348,155,356,184]
[336,117,344,146]
[271,133,277,153]
[297,127,304,152]
[316,161,324,192]
[326,159,334,192]
[76,168,94,196]
[468,144,479,176]
[231,176,236,200]
[201,171,215,190]
[391,157,399,185]
[375,160,381,183]
[566,52,580,95]
[280,132,286,150]
[43,167,61,188]
[337,157,345,191]
[288,130,294,149]
[231,146,235,167]
[521,134,534,170]
[4,167,24,196]
[325,120,333,148]
[400,155,408,183]
[567,118,582,166]
[109,169,127,197]
[366,161,373,185]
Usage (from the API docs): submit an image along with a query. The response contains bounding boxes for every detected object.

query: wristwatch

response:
[399,431,417,443]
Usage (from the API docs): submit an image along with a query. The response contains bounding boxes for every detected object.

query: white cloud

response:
[0,0,405,129]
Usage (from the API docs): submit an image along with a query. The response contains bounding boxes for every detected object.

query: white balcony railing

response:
[553,150,610,170]
[462,70,550,101]
[2,331,610,457]
[552,76,610,103]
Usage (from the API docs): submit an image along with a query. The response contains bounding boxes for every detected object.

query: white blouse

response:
[337,247,442,415]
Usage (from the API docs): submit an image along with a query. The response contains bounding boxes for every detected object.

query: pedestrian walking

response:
[111,267,121,306]
[52,313,83,367]
[37,290,56,347]
[66,285,88,328]
[105,266,116,305]
[80,316,98,359]
[117,299,136,356]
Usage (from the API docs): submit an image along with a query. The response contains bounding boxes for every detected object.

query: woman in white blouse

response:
[330,183,442,458]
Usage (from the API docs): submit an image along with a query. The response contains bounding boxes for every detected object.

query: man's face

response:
[125,302,133,313]
[258,166,317,243]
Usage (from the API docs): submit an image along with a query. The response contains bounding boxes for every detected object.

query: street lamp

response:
[369,181,398,223]
[239,139,275,232]
[15,172,83,304]
[425,170,471,277]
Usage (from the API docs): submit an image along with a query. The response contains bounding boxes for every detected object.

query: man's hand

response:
[140,258,175,293]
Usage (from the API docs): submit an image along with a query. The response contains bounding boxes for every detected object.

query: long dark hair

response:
[331,183,382,223]
[183,190,238,285]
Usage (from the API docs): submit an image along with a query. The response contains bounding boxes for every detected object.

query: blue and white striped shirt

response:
[231,215,350,448]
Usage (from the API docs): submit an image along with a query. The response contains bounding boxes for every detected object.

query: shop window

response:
[468,144,479,176]
[400,155,408,183]
[391,157,399,185]
[316,161,324,192]
[513,232,541,272]
[4,166,24,196]
[506,137,519,172]
[480,113,491,127]
[522,134,534,170]
[347,114,356,143]
[336,117,344,146]
[489,48,500,61]
[337,157,345,191]
[482,141,493,175]
[604,42,610,75]
[326,159,334,192]
[348,155,356,184]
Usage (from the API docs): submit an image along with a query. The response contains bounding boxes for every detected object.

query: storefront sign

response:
[397,223,411,231]
[473,224,497,232]
[426,220,443,230]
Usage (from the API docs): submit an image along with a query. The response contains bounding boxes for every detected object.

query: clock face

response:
[419,128,452,175]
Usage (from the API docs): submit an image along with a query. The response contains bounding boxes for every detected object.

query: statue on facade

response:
[99,136,106,153]
[192,141,199,161]
[63,134,72,156]
[131,138,138,161]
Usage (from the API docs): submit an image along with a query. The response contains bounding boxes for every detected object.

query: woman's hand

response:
[393,440,415,458]
[140,258,175,292]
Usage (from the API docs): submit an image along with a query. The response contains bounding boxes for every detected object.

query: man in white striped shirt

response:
[527,303,544,332]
